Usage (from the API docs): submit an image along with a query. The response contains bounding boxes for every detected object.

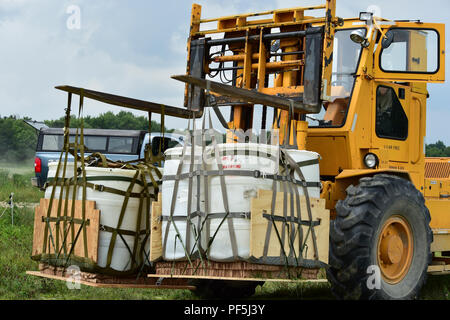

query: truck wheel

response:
[189,280,264,300]
[327,174,432,300]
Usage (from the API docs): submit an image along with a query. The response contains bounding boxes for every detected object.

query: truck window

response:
[41,134,126,153]
[84,136,107,151]
[380,29,439,73]
[108,137,135,154]
[41,135,64,151]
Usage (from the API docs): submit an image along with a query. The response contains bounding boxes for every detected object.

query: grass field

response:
[0,161,35,175]
[0,163,43,204]
[0,170,449,300]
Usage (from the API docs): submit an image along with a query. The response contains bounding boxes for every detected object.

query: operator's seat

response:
[323,86,350,126]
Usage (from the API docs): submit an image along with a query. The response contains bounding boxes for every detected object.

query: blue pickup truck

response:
[32,127,185,189]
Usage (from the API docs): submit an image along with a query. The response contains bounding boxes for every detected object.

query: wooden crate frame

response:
[32,198,100,263]
[250,189,329,264]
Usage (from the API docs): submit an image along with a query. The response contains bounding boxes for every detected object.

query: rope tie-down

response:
[32,91,163,277]
[156,103,327,280]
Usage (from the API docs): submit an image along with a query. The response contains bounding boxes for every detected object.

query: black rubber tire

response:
[327,174,433,300]
[189,279,264,300]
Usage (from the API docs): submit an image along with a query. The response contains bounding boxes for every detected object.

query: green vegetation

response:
[44,111,171,132]
[0,206,195,300]
[0,116,37,162]
[426,140,450,157]
[0,169,43,204]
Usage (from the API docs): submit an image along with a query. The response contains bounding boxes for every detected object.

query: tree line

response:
[44,111,169,132]
[0,116,36,162]
[426,141,450,157]
[0,113,449,163]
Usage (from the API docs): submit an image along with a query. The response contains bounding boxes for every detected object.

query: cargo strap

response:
[162,169,321,189]
[165,150,314,164]
[262,214,320,227]
[160,212,251,221]
[258,146,322,269]
[42,216,91,226]
[42,93,73,260]
[185,114,197,259]
[206,110,239,260]
[99,224,148,237]
[162,117,196,269]
[46,176,162,189]
[40,88,161,276]
[281,145,300,262]
[207,89,231,131]
[282,149,320,260]
[45,178,158,200]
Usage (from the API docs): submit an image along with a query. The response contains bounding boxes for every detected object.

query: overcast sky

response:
[0,0,448,144]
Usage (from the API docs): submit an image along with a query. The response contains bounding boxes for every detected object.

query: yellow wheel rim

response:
[377,215,414,284]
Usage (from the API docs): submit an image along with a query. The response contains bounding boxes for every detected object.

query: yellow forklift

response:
[172,0,449,300]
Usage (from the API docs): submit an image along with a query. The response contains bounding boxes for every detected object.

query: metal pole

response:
[9,193,14,225]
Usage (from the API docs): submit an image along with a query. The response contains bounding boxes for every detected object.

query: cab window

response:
[307,28,366,128]
[376,86,408,140]
[380,29,439,74]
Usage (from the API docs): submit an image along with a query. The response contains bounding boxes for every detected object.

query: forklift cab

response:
[309,21,445,129]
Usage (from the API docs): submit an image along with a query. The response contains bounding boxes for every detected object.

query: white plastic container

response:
[81,167,149,272]
[282,150,321,199]
[161,147,205,261]
[45,162,76,200]
[206,219,250,261]
[46,162,158,272]
[160,144,322,263]
[204,145,322,262]
[205,143,280,261]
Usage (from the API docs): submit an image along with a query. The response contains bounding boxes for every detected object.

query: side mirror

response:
[151,137,170,156]
[382,30,394,49]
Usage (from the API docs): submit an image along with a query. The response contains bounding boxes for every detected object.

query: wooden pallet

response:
[428,257,450,275]
[153,260,321,282]
[26,264,194,290]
